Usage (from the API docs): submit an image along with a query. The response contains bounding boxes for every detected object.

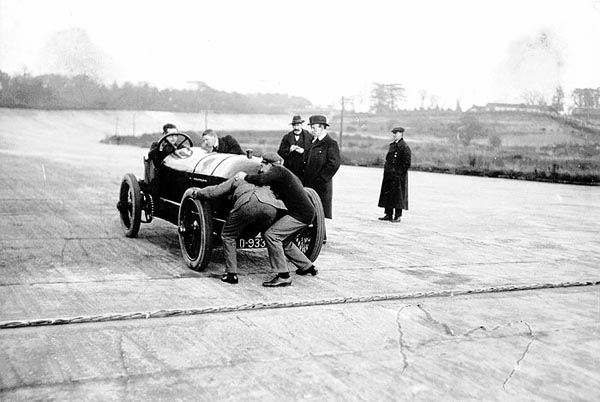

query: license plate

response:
[237,236,266,249]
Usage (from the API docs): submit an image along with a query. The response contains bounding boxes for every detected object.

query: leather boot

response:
[262,274,292,287]
[221,273,238,284]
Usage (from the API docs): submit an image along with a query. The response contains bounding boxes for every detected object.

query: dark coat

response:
[197,177,286,213]
[215,135,244,155]
[303,135,341,219]
[148,141,175,164]
[245,164,315,224]
[378,139,411,210]
[277,129,312,179]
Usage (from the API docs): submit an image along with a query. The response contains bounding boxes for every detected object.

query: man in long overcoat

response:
[378,126,411,222]
[277,115,312,179]
[304,115,341,220]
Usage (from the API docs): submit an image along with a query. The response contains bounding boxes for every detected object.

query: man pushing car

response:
[193,176,286,285]
[235,152,319,287]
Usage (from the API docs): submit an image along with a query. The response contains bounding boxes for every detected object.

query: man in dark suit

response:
[378,127,411,222]
[277,115,312,180]
[303,115,341,220]
[201,129,244,154]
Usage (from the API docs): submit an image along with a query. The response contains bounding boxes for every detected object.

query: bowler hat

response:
[308,115,329,127]
[290,115,304,125]
[391,127,405,133]
[261,152,283,164]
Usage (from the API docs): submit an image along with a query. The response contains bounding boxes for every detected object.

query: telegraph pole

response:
[339,96,345,152]
[187,80,209,130]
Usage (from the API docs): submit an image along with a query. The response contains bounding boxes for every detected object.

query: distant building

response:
[571,107,600,121]
[467,103,556,114]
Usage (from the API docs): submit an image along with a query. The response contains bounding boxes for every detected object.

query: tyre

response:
[118,173,142,238]
[178,192,213,271]
[294,187,326,262]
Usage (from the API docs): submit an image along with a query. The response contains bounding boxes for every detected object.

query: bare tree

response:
[551,86,564,112]
[572,88,600,108]
[455,99,462,112]
[429,94,439,110]
[522,90,547,105]
[418,89,428,110]
[370,82,406,114]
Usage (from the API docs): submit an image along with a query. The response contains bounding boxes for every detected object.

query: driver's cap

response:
[261,152,283,164]
[163,123,178,134]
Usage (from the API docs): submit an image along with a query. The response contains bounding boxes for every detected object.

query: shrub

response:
[489,135,502,148]
[468,153,477,167]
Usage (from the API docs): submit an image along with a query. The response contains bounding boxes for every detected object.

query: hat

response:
[162,123,177,133]
[391,127,405,133]
[290,115,304,125]
[261,152,283,164]
[308,115,329,127]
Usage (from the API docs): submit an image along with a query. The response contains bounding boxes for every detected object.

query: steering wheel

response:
[156,132,193,154]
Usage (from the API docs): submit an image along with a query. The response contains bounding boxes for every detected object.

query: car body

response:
[117,133,325,271]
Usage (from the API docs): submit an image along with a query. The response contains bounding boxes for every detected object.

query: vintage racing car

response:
[117,132,325,271]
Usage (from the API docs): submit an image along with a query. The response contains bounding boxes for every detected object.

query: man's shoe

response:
[392,216,401,222]
[378,215,392,221]
[262,274,292,287]
[296,265,318,276]
[221,273,238,284]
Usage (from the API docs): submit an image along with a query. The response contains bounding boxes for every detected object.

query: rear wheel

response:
[118,173,142,238]
[178,193,213,271]
[294,187,325,262]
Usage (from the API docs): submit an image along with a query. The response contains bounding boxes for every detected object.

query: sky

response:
[0,0,599,110]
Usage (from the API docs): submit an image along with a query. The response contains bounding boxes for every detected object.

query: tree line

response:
[0,71,312,113]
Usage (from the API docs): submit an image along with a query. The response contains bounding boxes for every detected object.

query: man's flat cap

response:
[261,152,283,164]
[391,127,405,133]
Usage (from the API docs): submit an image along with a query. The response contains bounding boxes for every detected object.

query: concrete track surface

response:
[0,109,599,401]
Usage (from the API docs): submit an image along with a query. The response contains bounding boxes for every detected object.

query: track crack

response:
[396,306,410,373]
[396,304,535,388]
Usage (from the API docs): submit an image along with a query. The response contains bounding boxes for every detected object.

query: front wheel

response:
[294,187,326,262]
[118,173,142,238]
[178,191,213,271]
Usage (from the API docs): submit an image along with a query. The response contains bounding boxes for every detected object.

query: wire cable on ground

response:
[1,280,598,330]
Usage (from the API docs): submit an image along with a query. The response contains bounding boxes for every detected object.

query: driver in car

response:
[148,123,179,164]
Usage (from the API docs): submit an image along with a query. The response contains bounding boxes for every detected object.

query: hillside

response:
[2,107,598,185]
[332,110,598,143]
[327,111,600,184]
